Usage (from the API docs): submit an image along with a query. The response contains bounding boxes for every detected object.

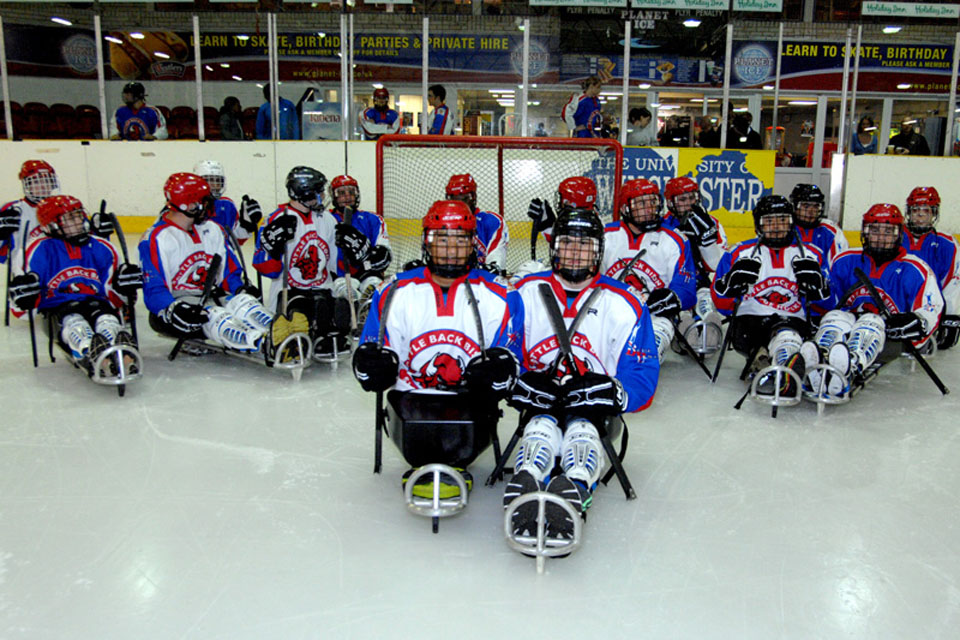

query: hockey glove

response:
[331,277,361,301]
[885,312,925,341]
[714,255,761,298]
[646,288,682,318]
[113,263,142,295]
[162,300,209,335]
[365,245,392,273]
[512,259,548,281]
[402,259,426,272]
[508,370,560,413]
[464,347,519,400]
[936,314,960,350]
[259,215,297,259]
[791,255,828,299]
[526,197,556,234]
[9,272,41,311]
[678,204,718,248]
[336,224,371,264]
[352,342,399,392]
[238,195,263,234]
[89,211,115,239]
[478,261,504,277]
[0,208,18,240]
[561,372,628,419]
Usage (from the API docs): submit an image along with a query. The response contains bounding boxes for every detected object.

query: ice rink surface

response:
[2,302,960,639]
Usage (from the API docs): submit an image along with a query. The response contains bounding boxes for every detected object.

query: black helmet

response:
[286,166,327,211]
[122,82,146,102]
[550,207,604,283]
[753,195,795,248]
[789,183,825,229]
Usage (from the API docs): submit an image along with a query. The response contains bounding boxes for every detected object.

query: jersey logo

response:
[294,245,321,280]
[47,266,100,297]
[412,352,465,390]
[173,252,211,292]
[289,231,330,287]
[751,277,802,313]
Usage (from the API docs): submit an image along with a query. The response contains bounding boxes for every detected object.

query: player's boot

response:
[502,469,544,537]
[265,310,309,363]
[87,333,113,378]
[755,352,805,398]
[116,330,140,375]
[799,340,823,394]
[544,474,588,542]
[826,342,853,396]
[402,467,473,500]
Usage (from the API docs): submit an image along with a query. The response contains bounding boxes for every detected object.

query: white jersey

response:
[662,210,729,275]
[360,268,521,392]
[514,271,660,413]
[600,221,697,309]
[0,199,43,275]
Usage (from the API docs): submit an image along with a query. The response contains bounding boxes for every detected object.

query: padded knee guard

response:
[814,310,855,353]
[515,414,563,484]
[203,305,265,351]
[93,313,123,344]
[651,315,675,363]
[226,293,274,331]
[60,313,94,360]
[768,327,802,366]
[848,313,885,373]
[560,419,605,490]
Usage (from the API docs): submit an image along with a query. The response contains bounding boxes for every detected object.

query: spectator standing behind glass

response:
[534,123,548,137]
[109,82,167,141]
[427,84,454,135]
[561,75,603,138]
[256,85,300,140]
[888,117,930,156]
[219,96,244,141]
[626,107,658,146]
[697,117,720,148]
[726,112,762,150]
[850,116,877,155]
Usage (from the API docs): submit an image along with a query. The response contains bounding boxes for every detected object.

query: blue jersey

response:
[113,105,166,141]
[561,93,602,138]
[428,104,453,135]
[329,208,391,276]
[902,229,959,291]
[208,197,252,242]
[23,235,123,313]
[796,220,848,265]
[358,107,400,140]
[475,209,509,268]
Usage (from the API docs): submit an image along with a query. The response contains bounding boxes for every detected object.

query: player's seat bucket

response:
[386,390,498,468]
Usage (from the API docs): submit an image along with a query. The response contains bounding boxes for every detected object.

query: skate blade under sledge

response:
[88,344,143,387]
[403,464,469,533]
[803,362,884,414]
[312,336,352,365]
[504,492,583,574]
[178,333,312,380]
[682,317,724,356]
[749,364,803,408]
[267,333,313,381]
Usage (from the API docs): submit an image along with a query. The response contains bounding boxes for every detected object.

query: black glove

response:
[478,261,503,276]
[402,259,426,272]
[9,272,41,311]
[678,204,718,248]
[791,255,827,299]
[336,224,371,264]
[714,255,761,298]
[236,283,262,300]
[885,312,925,341]
[238,195,263,234]
[561,371,627,419]
[0,208,20,241]
[936,314,960,350]
[646,288,682,318]
[259,215,297,259]
[463,347,519,400]
[161,300,209,335]
[89,211,115,239]
[352,342,399,392]
[113,263,142,295]
[508,370,560,413]
[527,197,556,234]
[365,244,391,273]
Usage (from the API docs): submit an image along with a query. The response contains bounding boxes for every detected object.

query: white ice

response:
[2,287,960,639]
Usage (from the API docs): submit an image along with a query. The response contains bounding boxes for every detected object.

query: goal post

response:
[376,134,623,274]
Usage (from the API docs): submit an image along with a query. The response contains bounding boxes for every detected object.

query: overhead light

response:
[318,32,326,38]
[236,34,250,41]
[531,84,538,88]
[518,24,525,31]
[762,85,774,90]
[902,118,917,124]
[256,83,264,88]
[864,126,877,132]
[883,26,902,34]
[51,17,72,26]
[606,96,619,100]
[153,51,170,60]
[129,32,145,40]
[204,65,213,72]
[897,83,911,89]
[733,107,749,112]
[650,102,661,107]
[690,98,703,103]
[104,36,123,45]
[638,83,651,89]
[220,63,231,68]
[683,19,701,28]
[489,89,514,94]
[528,101,541,106]
[232,75,243,81]
[372,83,383,89]
[788,100,817,105]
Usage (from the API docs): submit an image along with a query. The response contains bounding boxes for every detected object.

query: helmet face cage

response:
[622,193,662,232]
[373,88,389,111]
[789,184,825,229]
[22,171,60,203]
[550,209,604,283]
[43,203,90,246]
[287,168,327,212]
[194,161,225,198]
[200,174,225,198]
[446,190,476,212]
[757,213,794,248]
[333,185,359,210]
[906,203,939,234]
[861,221,902,263]
[423,227,477,278]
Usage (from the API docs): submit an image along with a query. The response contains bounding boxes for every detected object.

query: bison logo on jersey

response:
[61,281,98,296]
[412,352,465,390]
[554,352,594,380]
[289,231,330,288]
[293,245,320,280]
[757,290,790,306]
[173,252,213,292]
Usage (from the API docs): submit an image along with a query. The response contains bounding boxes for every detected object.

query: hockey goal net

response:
[376,134,623,275]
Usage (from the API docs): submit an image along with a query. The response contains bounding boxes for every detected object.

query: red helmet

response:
[423,199,476,232]
[445,174,477,197]
[19,159,55,181]
[863,203,904,227]
[37,195,84,228]
[330,174,360,210]
[906,186,940,208]
[557,176,597,211]
[664,176,698,201]
[619,179,662,231]
[19,159,59,202]
[37,195,89,245]
[164,172,213,220]
[373,87,389,102]
[422,200,477,278]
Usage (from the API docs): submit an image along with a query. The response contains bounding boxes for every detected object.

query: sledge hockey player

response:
[504,207,659,548]
[358,87,401,140]
[351,199,522,511]
[140,173,303,365]
[661,176,728,354]
[193,160,263,244]
[2,160,62,279]
[444,173,509,272]
[900,187,959,350]
[711,195,831,400]
[328,174,392,301]
[602,178,696,364]
[789,183,848,265]
[253,166,353,359]
[9,195,142,383]
[800,203,944,400]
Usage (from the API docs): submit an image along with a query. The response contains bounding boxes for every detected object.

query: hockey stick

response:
[23,222,37,368]
[711,244,761,383]
[223,224,253,293]
[340,206,359,333]
[106,213,138,344]
[853,267,948,396]
[373,280,399,474]
[168,253,222,362]
[4,247,11,326]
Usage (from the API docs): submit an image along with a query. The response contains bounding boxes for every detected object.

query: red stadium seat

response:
[241,106,259,140]
[20,102,48,139]
[46,103,75,139]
